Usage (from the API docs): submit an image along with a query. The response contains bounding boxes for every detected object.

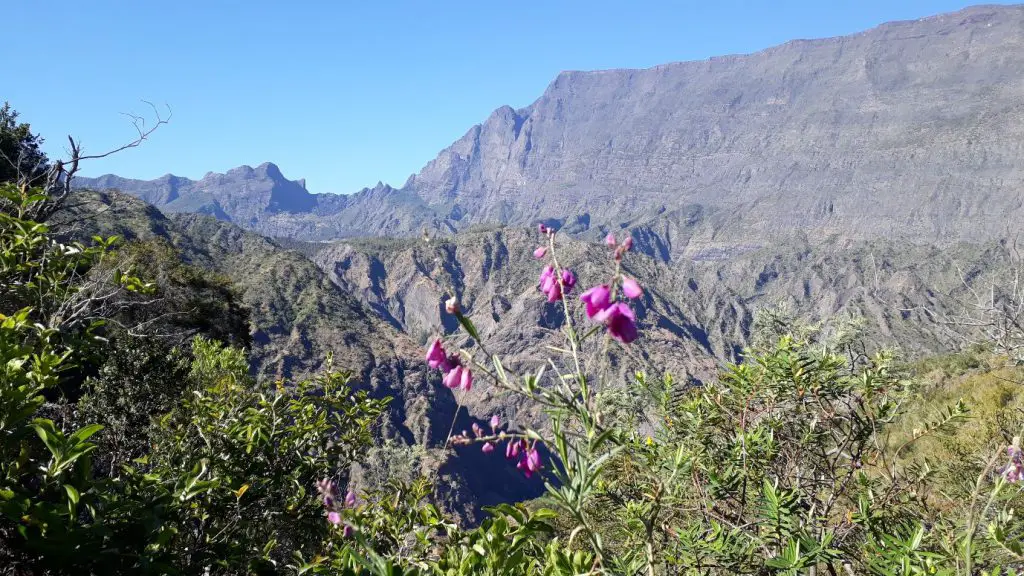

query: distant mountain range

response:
[77,4,1024,261]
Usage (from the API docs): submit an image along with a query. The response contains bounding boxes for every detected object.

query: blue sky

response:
[7,1,1010,194]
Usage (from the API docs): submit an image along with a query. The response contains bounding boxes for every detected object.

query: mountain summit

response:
[78,4,1024,257]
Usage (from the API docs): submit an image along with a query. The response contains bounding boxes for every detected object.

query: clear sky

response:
[7,1,1012,194]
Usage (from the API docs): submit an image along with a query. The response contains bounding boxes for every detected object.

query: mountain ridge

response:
[75,3,1024,257]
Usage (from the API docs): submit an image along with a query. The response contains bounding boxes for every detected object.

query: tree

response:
[0,102,48,185]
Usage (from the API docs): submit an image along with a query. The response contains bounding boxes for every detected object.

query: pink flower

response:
[482,442,495,454]
[621,276,643,299]
[344,490,357,508]
[561,269,576,291]
[443,366,464,389]
[580,285,612,318]
[425,340,449,371]
[538,223,547,234]
[489,414,500,429]
[517,447,542,478]
[526,448,542,474]
[622,236,633,251]
[604,232,616,247]
[459,367,473,391]
[539,265,555,282]
[505,439,522,460]
[317,478,339,508]
[327,511,342,525]
[539,265,572,302]
[594,302,638,344]
[533,246,547,259]
[472,423,483,437]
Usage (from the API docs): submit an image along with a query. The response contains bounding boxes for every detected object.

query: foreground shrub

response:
[0,184,390,574]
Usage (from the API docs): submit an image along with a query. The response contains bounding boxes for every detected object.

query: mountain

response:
[400,3,1024,258]
[78,4,1024,259]
[76,163,449,240]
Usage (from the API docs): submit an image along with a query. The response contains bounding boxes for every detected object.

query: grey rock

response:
[76,5,1024,260]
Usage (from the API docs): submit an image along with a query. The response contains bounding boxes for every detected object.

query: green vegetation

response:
[5,105,1024,575]
[0,102,47,185]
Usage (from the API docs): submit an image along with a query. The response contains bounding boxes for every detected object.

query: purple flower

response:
[594,302,638,344]
[517,447,542,479]
[621,276,643,299]
[460,367,473,391]
[344,490,357,508]
[489,414,500,429]
[538,223,547,234]
[604,233,616,247]
[506,439,523,460]
[534,246,547,259]
[539,265,565,302]
[317,478,339,508]
[561,269,576,291]
[539,265,555,283]
[482,442,495,454]
[1004,446,1024,483]
[342,524,354,538]
[328,511,342,525]
[526,448,542,474]
[426,340,449,371]
[443,366,464,389]
[580,285,612,318]
[472,423,483,437]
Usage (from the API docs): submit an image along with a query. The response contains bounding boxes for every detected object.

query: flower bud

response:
[622,276,643,299]
[533,246,547,259]
[445,297,461,315]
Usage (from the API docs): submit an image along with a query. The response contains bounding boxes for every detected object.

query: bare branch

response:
[7,101,171,224]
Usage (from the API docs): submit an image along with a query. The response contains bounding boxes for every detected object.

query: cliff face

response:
[77,5,1024,258]
[403,5,1024,255]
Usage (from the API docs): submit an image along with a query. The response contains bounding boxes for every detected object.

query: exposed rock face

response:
[77,4,1024,259]
[403,4,1024,257]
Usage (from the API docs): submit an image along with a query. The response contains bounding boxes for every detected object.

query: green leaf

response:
[457,314,481,342]
[63,484,80,507]
[69,423,104,445]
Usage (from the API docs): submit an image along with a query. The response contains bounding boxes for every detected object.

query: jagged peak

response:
[255,162,283,178]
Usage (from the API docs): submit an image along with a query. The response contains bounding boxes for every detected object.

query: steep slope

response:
[59,191,543,521]
[77,5,1024,258]
[312,227,725,428]
[402,4,1024,256]
[311,225,1017,384]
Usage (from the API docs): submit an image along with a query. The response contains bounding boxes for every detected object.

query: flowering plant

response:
[311,224,1024,575]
